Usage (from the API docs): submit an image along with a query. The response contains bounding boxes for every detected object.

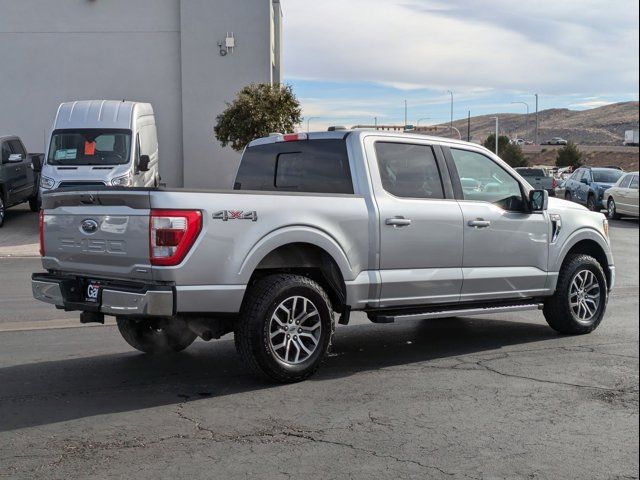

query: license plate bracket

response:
[83,279,102,304]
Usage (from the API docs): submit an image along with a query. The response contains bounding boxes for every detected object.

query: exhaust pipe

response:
[187,318,218,341]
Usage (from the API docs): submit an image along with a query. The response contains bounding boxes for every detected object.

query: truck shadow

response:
[0,316,558,432]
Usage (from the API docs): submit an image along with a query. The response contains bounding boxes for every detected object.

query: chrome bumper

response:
[32,276,174,317]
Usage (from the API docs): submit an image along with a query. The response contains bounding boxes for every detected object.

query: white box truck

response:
[624,129,639,146]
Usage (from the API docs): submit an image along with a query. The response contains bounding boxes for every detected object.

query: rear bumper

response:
[32,273,174,317]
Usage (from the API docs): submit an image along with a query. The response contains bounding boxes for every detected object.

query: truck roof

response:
[53,100,154,131]
[247,130,487,151]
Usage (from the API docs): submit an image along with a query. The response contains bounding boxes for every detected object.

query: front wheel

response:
[607,198,621,220]
[543,254,608,335]
[235,274,335,383]
[586,194,598,211]
[116,317,197,354]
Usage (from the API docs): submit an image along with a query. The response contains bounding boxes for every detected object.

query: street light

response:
[491,116,499,155]
[511,101,530,140]
[447,90,454,136]
[404,100,408,127]
[306,117,319,132]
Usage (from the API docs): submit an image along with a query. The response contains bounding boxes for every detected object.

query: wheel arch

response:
[556,231,613,288]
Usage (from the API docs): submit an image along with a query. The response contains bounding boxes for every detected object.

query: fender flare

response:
[237,225,355,284]
[552,227,613,272]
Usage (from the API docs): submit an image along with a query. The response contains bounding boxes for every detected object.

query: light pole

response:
[447,90,454,136]
[491,116,499,155]
[404,100,408,127]
[511,101,529,140]
[534,93,539,145]
[306,117,319,132]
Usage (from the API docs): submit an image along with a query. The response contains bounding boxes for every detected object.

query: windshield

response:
[593,169,624,183]
[48,129,131,166]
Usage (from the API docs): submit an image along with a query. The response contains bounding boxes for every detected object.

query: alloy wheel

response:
[569,269,601,323]
[268,296,322,365]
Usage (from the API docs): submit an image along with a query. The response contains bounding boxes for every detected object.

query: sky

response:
[281,0,640,131]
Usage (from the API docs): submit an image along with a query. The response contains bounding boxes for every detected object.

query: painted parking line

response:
[0,317,116,333]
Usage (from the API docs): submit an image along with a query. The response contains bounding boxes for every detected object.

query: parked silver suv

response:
[33,131,614,382]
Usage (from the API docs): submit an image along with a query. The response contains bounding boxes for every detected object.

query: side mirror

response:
[138,155,151,172]
[529,189,548,212]
[580,178,590,185]
[7,153,23,163]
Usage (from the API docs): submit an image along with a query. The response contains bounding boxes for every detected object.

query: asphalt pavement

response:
[0,216,638,479]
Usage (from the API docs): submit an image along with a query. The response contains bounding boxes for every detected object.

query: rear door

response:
[41,189,153,281]
[627,175,639,216]
[365,137,464,308]
[445,147,550,301]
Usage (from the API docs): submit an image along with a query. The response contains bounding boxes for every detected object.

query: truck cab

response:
[40,101,159,195]
[0,135,40,227]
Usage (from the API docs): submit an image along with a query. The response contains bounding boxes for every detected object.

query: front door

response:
[446,147,550,302]
[365,138,464,308]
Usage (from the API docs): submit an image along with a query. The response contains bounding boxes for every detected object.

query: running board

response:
[369,303,544,324]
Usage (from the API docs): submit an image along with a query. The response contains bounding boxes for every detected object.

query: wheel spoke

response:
[268,295,323,365]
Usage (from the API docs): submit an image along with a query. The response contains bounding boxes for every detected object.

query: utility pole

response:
[447,90,454,137]
[467,110,471,142]
[374,117,378,130]
[534,93,539,145]
[492,116,499,155]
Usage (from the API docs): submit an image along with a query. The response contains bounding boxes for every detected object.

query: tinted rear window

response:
[234,139,353,194]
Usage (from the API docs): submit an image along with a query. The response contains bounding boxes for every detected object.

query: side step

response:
[369,303,544,324]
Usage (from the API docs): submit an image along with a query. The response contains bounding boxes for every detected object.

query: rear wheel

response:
[28,195,41,212]
[543,254,608,335]
[116,317,197,354]
[0,194,5,228]
[235,274,335,383]
[607,198,621,220]
[586,194,598,211]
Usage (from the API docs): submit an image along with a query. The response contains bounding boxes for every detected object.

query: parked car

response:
[545,137,568,146]
[605,171,639,219]
[514,167,557,196]
[33,131,615,382]
[40,100,160,195]
[0,135,42,227]
[564,167,625,211]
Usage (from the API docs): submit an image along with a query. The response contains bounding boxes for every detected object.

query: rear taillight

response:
[39,210,45,257]
[150,210,202,266]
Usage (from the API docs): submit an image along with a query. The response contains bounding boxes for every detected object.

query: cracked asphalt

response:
[0,219,638,479]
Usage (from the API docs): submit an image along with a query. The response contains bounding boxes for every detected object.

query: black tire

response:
[565,191,572,201]
[28,195,41,212]
[586,194,598,211]
[116,317,197,354]
[235,274,335,383]
[607,197,621,220]
[543,254,608,335]
[0,193,5,228]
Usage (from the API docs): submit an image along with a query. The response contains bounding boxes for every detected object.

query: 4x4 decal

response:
[212,210,258,222]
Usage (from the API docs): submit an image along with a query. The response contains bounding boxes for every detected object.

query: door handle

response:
[385,216,412,227]
[468,219,491,228]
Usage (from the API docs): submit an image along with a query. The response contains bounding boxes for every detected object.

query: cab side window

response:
[375,142,444,199]
[620,175,632,189]
[630,175,639,190]
[8,140,26,159]
[1,142,11,163]
[450,148,525,211]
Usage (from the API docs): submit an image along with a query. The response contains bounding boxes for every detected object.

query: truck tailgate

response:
[41,189,153,281]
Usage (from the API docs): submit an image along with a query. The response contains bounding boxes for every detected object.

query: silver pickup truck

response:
[32,131,615,382]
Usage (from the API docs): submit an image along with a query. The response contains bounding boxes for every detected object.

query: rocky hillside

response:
[433,101,639,145]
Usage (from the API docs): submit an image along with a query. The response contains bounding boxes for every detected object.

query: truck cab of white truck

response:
[40,100,159,194]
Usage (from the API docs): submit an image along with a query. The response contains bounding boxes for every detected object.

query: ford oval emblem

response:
[80,219,99,234]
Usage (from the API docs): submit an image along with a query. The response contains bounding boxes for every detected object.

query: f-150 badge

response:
[212,210,258,222]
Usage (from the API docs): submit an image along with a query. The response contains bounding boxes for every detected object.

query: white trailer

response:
[624,129,639,146]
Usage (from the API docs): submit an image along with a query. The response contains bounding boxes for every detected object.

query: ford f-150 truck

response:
[32,130,615,382]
